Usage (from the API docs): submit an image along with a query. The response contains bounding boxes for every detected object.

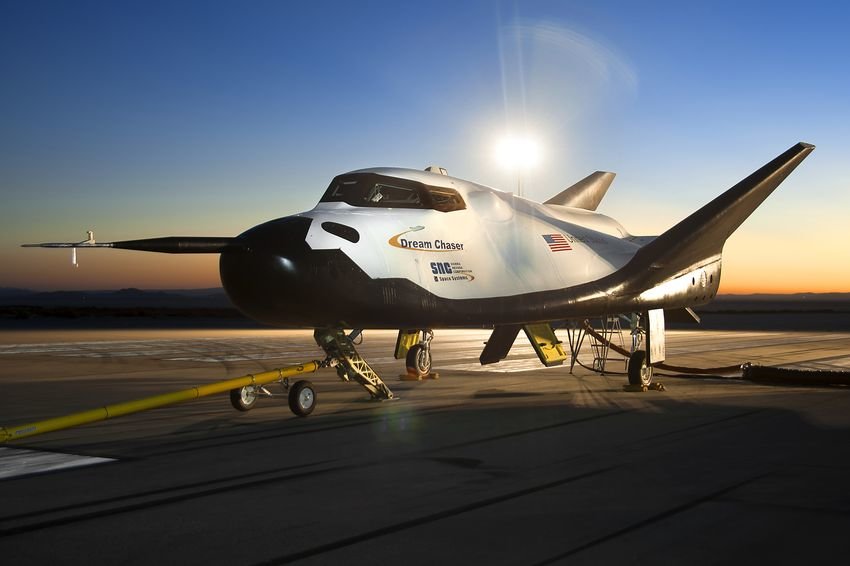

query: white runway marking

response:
[0,447,113,480]
[794,356,850,371]
[166,353,292,363]
[3,332,849,374]
[0,339,323,362]
[439,358,562,373]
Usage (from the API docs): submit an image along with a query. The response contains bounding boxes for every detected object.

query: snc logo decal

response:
[430,261,474,282]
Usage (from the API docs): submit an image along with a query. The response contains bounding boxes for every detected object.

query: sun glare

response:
[494,134,542,171]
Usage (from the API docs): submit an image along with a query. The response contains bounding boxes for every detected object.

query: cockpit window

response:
[429,187,465,212]
[320,173,465,212]
[366,183,421,206]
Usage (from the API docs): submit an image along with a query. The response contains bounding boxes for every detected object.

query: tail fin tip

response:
[544,171,615,210]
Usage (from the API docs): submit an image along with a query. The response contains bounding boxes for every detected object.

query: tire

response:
[628,350,652,386]
[406,344,432,379]
[230,386,258,411]
[288,380,316,417]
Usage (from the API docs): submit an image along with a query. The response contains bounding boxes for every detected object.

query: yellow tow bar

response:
[0,361,321,443]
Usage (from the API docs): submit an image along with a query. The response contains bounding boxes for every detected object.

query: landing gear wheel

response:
[406,344,432,379]
[628,350,653,387]
[230,386,258,411]
[288,380,316,417]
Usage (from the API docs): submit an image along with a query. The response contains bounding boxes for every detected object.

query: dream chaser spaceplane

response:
[26,142,814,415]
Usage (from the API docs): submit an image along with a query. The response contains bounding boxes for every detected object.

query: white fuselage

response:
[302,167,642,301]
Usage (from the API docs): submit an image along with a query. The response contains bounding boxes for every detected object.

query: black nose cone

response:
[220,216,317,326]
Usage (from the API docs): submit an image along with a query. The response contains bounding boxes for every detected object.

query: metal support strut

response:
[589,315,628,374]
[314,328,394,400]
[565,320,587,374]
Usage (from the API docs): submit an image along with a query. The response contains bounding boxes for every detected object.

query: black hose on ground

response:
[581,323,741,375]
[741,363,850,387]
[579,321,850,386]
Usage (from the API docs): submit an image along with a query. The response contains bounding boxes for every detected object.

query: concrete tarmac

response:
[1,327,850,564]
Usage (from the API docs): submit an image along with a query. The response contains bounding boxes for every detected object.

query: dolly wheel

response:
[288,380,316,417]
[230,386,258,411]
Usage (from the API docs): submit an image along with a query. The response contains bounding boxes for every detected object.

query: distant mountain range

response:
[2,287,848,331]
[2,287,849,311]
[702,293,850,312]
[715,293,850,302]
[0,287,234,309]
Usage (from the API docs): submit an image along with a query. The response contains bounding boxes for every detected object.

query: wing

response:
[23,236,238,253]
[615,142,814,293]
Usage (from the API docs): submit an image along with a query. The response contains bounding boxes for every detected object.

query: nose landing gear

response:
[314,328,395,400]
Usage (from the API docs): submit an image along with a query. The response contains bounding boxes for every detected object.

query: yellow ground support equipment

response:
[1,361,321,444]
[480,323,567,368]
[394,329,421,360]
[523,323,568,367]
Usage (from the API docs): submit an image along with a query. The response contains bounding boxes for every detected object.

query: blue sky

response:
[2,0,848,291]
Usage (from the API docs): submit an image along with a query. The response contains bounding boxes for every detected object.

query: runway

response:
[1,327,850,564]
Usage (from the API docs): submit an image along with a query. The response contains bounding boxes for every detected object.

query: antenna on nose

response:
[71,230,96,267]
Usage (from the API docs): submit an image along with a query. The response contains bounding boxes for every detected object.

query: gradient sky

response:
[2,0,848,293]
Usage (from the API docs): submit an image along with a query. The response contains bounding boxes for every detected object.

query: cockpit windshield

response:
[320,173,465,213]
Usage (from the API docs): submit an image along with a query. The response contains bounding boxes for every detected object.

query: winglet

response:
[620,142,814,291]
[544,171,615,210]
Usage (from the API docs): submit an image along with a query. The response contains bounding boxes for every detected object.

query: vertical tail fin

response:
[544,171,615,210]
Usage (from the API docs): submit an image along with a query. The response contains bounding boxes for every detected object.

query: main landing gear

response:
[627,349,652,387]
[627,309,666,388]
[627,312,652,387]
[403,329,434,380]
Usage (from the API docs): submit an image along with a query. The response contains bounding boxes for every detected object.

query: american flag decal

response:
[542,233,572,252]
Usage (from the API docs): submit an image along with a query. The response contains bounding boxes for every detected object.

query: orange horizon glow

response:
[4,249,849,295]
[3,214,848,294]
[718,283,850,295]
